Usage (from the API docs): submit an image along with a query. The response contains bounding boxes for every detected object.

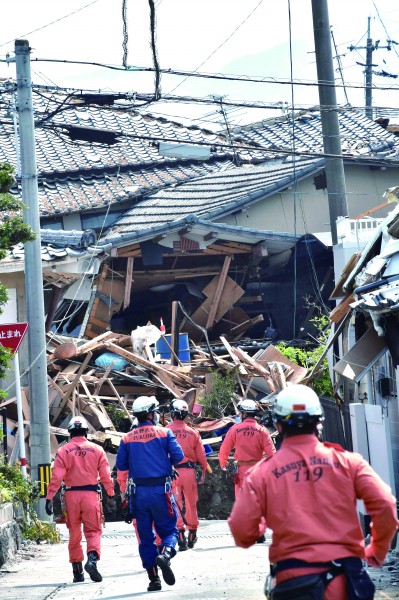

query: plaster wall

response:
[222,165,398,235]
[0,272,29,396]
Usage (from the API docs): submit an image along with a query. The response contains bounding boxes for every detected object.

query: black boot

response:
[84,550,102,582]
[72,561,84,583]
[147,566,162,592]
[187,529,197,548]
[178,529,188,551]
[156,547,175,586]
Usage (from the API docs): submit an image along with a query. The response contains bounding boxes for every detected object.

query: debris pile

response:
[0,320,322,519]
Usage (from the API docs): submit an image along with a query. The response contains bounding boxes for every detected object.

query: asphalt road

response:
[1,520,398,599]
[0,520,271,600]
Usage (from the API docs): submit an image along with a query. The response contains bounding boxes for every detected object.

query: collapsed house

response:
[325,198,399,502]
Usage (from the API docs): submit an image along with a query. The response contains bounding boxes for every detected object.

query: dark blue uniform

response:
[116,421,184,569]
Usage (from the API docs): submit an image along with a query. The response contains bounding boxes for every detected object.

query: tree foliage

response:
[0,162,36,384]
[201,370,238,418]
[276,314,333,398]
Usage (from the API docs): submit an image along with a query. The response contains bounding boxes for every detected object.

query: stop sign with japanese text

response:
[0,322,29,354]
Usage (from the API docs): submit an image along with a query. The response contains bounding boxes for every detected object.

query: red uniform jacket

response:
[218,417,275,468]
[167,420,208,472]
[46,436,114,500]
[228,434,398,566]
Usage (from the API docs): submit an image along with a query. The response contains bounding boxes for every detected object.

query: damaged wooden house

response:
[320,198,399,510]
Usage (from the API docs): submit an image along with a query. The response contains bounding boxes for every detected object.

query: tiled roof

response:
[231,109,399,161]
[0,84,237,216]
[102,214,301,253]
[102,157,323,239]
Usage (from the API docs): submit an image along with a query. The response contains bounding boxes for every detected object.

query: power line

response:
[167,0,265,95]
[40,121,399,166]
[372,0,399,62]
[8,56,399,92]
[0,1,99,49]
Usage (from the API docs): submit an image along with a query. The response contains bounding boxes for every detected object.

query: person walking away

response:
[228,384,399,600]
[116,467,162,548]
[45,415,116,584]
[116,396,184,592]
[218,399,275,497]
[167,399,209,551]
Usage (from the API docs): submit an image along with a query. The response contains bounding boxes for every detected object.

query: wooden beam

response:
[203,231,217,241]
[75,331,119,356]
[105,378,133,422]
[206,255,232,330]
[51,352,93,422]
[123,256,134,310]
[170,300,180,367]
[104,342,189,386]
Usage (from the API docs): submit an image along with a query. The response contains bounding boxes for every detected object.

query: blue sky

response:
[1,0,398,127]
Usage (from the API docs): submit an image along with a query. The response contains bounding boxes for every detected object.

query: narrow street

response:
[1,520,398,599]
[0,520,270,600]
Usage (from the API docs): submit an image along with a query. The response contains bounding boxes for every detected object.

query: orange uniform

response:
[166,420,208,531]
[228,434,398,600]
[218,417,275,496]
[46,436,114,563]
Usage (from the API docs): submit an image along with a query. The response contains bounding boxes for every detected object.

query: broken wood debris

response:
[2,321,317,477]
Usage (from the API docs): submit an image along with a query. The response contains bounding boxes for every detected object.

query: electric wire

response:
[372,0,399,62]
[0,1,100,50]
[148,0,161,101]
[6,57,399,92]
[122,0,128,68]
[166,0,265,95]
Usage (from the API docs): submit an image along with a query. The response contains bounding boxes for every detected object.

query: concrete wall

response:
[222,164,399,235]
[0,503,21,568]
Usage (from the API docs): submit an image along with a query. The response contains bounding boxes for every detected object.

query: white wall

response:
[222,164,398,235]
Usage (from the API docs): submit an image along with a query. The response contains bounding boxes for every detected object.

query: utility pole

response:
[311,0,348,245]
[15,39,51,520]
[348,17,394,119]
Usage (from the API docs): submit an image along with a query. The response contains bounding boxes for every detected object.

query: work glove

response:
[107,496,117,512]
[45,499,53,516]
[124,513,133,525]
[365,543,384,568]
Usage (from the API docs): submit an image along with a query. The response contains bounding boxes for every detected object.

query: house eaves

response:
[100,214,301,256]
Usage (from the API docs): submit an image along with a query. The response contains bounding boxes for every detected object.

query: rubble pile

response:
[1,322,316,485]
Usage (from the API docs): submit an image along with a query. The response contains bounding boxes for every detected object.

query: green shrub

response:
[201,370,238,418]
[276,315,333,398]
[105,404,127,430]
[0,459,60,544]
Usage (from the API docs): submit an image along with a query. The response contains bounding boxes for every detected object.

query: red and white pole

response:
[13,353,27,478]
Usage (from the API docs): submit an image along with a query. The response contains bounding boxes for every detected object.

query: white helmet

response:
[171,399,189,419]
[237,399,258,415]
[273,384,323,426]
[132,396,159,416]
[68,415,89,431]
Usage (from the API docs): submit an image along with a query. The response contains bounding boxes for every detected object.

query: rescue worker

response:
[116,396,184,592]
[218,398,275,497]
[228,384,399,600]
[45,415,115,584]
[167,399,208,551]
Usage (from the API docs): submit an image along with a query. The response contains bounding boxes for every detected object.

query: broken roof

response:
[101,214,300,253]
[102,157,324,239]
[0,84,238,217]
